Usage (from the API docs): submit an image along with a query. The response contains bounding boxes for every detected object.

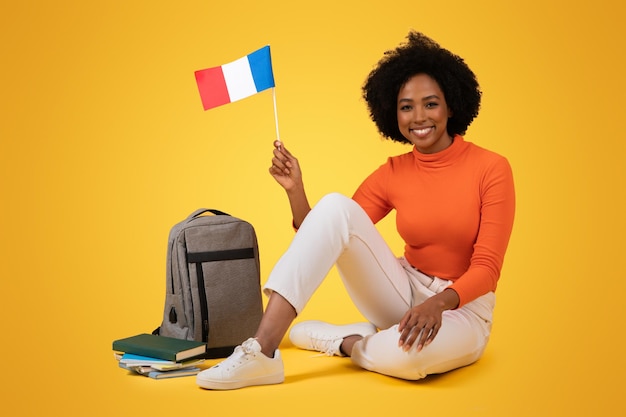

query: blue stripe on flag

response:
[248,46,275,93]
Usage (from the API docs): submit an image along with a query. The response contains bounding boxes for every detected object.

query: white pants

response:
[264,193,495,380]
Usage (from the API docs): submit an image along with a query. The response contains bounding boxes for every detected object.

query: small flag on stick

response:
[195,45,275,111]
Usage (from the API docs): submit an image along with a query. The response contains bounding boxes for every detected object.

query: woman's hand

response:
[397,288,459,352]
[269,140,303,192]
[268,140,311,228]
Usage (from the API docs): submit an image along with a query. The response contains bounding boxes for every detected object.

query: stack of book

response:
[113,333,207,379]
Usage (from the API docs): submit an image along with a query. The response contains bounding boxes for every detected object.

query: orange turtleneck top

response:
[352,136,515,307]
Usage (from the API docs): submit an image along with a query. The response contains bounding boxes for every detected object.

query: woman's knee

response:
[315,193,355,211]
[306,193,361,229]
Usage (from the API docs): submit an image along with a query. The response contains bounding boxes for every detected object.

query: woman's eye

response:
[400,105,412,111]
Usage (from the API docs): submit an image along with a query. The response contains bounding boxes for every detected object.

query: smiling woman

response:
[196,30,516,390]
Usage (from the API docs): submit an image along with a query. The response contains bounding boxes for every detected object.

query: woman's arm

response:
[268,140,311,228]
[448,156,516,306]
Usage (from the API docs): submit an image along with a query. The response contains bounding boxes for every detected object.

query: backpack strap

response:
[186,208,231,220]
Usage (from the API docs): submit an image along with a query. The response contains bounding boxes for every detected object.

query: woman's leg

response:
[262,193,413,348]
[254,292,296,357]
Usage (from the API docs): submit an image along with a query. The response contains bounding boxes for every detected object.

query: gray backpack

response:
[155,209,263,358]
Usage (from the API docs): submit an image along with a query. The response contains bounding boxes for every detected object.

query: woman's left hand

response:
[397,288,459,352]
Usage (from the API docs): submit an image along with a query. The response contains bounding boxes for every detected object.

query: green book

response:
[112,333,206,362]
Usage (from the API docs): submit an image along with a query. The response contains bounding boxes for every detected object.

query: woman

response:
[196,31,515,390]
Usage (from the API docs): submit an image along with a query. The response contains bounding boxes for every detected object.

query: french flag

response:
[195,45,275,110]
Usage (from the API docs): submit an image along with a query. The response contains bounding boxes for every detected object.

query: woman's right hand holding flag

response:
[269,140,311,229]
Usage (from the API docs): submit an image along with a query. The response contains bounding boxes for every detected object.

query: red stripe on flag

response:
[194,66,231,110]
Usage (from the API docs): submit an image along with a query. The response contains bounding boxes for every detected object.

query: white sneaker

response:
[196,338,284,390]
[289,320,377,356]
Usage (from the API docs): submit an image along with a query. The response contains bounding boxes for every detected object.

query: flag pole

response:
[272,87,281,149]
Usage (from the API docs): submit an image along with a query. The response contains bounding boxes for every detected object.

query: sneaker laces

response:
[307,333,343,356]
[213,338,261,371]
[240,338,261,355]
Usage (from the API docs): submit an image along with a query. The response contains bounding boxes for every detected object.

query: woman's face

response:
[397,73,453,154]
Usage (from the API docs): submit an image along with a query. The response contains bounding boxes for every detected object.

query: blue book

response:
[119,353,175,366]
[147,367,201,379]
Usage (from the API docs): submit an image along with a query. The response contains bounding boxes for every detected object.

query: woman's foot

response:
[196,338,284,390]
[289,321,377,356]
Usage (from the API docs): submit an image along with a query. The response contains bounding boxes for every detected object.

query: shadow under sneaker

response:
[196,338,284,390]
[289,320,377,356]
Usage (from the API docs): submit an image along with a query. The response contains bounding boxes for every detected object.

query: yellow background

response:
[2,0,625,415]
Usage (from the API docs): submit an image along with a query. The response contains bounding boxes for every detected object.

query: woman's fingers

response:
[402,325,432,352]
[398,314,441,352]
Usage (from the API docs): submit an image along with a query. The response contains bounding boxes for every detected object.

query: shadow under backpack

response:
[154,209,263,359]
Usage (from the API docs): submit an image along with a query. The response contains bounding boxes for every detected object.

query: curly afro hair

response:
[362,31,481,144]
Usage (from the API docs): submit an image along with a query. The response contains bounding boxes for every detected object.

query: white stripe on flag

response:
[222,57,257,102]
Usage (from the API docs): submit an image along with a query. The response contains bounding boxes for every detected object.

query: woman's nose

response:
[412,107,425,122]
